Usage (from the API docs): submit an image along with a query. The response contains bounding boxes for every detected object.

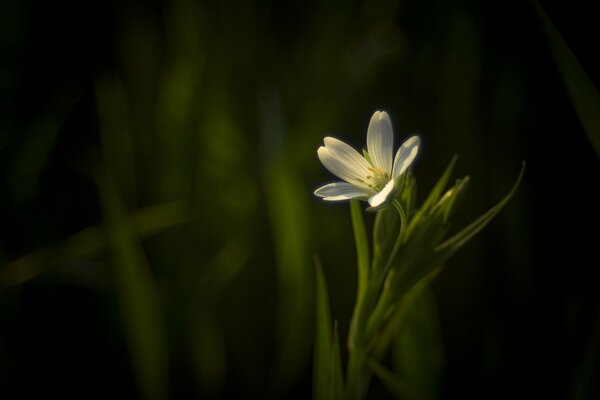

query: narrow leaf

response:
[370,269,440,360]
[366,358,422,400]
[407,156,457,236]
[535,1,600,157]
[264,162,313,388]
[314,257,334,400]
[393,286,445,400]
[97,171,168,400]
[373,205,400,270]
[331,322,344,400]
[420,155,457,213]
[436,162,525,255]
[399,173,417,216]
[0,201,188,287]
[433,176,470,222]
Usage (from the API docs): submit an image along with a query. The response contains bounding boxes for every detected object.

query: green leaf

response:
[369,269,440,360]
[0,201,189,287]
[373,205,400,272]
[264,162,313,388]
[399,173,417,217]
[397,211,448,275]
[366,358,422,400]
[421,155,458,213]
[435,162,525,257]
[393,286,445,400]
[351,199,370,305]
[331,322,344,400]
[313,257,334,400]
[377,164,523,315]
[363,250,443,372]
[535,1,600,158]
[97,170,168,400]
[407,156,457,237]
[433,176,470,222]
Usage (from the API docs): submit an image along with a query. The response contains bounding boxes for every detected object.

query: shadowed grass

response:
[0,201,189,287]
[535,1,600,158]
[97,170,169,400]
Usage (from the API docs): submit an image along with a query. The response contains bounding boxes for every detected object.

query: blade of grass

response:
[435,162,525,255]
[392,286,445,400]
[264,160,313,391]
[433,176,470,223]
[314,256,334,400]
[370,268,440,360]
[534,1,600,158]
[331,322,344,400]
[422,155,458,212]
[366,358,423,400]
[407,156,457,237]
[0,201,189,287]
[373,204,400,274]
[260,89,313,393]
[97,170,168,400]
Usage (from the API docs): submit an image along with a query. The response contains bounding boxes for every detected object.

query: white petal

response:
[367,111,394,174]
[318,146,370,188]
[367,179,397,208]
[314,182,373,201]
[324,137,371,178]
[392,136,420,179]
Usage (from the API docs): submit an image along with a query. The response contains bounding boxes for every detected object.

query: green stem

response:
[346,346,373,400]
[392,199,407,247]
[346,199,409,399]
[373,200,407,300]
[362,200,408,348]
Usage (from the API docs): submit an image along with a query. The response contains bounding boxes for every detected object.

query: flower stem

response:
[346,199,409,399]
[346,346,370,400]
[392,199,407,245]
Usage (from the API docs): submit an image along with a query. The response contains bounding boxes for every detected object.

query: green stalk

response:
[346,198,409,400]
[345,346,368,400]
[362,200,409,347]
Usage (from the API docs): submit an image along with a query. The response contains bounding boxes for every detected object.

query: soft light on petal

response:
[314,182,373,201]
[367,178,397,208]
[318,146,370,188]
[323,137,371,179]
[392,135,420,179]
[367,111,394,174]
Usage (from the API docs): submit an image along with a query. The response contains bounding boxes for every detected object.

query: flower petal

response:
[324,137,371,178]
[367,179,397,208]
[318,146,370,188]
[314,182,373,201]
[367,111,394,174]
[392,135,420,179]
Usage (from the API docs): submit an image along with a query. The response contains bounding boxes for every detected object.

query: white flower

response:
[314,111,420,209]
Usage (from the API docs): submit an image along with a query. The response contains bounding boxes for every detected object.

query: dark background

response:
[1,0,599,399]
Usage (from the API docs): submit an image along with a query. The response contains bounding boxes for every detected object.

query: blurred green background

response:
[1,0,599,398]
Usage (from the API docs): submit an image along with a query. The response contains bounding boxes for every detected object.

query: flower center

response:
[363,166,389,190]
